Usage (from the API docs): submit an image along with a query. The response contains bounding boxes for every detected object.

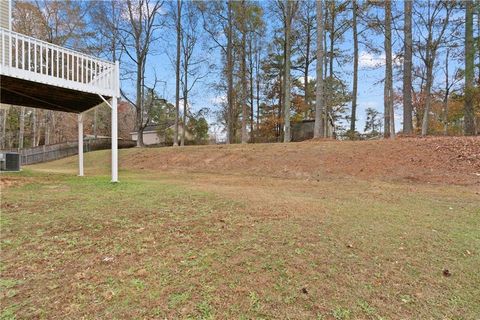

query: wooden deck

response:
[1,28,117,113]
[0,25,120,181]
[1,75,104,112]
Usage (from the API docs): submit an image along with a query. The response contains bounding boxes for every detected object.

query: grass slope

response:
[1,142,479,319]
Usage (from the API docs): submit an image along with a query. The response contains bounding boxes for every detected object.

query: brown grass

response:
[118,137,480,185]
[1,137,479,319]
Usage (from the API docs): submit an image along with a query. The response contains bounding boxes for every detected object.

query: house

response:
[291,116,336,142]
[130,124,193,146]
[0,0,120,181]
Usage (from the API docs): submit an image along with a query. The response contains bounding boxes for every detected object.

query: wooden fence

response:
[1,138,136,165]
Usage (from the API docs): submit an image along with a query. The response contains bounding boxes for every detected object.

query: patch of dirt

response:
[0,176,32,189]
[121,137,480,186]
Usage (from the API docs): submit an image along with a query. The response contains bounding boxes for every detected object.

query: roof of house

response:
[130,122,187,134]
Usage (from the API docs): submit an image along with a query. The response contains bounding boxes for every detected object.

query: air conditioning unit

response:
[0,152,21,171]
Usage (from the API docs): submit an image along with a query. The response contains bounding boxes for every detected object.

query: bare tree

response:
[199,1,236,143]
[180,2,209,146]
[32,109,37,147]
[174,0,182,146]
[384,0,395,139]
[226,1,234,143]
[464,0,475,135]
[441,48,462,135]
[403,0,413,134]
[238,0,249,144]
[277,0,299,143]
[415,0,454,136]
[295,0,316,117]
[349,0,358,135]
[119,0,165,147]
[253,34,264,136]
[18,107,25,148]
[0,106,7,149]
[314,0,325,138]
[324,0,349,137]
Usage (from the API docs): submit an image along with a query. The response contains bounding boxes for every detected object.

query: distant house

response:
[291,117,336,142]
[130,124,193,146]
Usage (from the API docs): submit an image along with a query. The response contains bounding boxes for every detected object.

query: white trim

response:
[98,94,112,108]
[0,28,117,97]
[111,61,119,183]
[78,113,84,177]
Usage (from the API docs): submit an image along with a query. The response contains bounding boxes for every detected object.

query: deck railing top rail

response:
[0,28,114,65]
[0,27,118,98]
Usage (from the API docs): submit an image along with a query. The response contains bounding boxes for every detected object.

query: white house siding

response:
[130,124,193,146]
[0,0,10,30]
[130,131,163,145]
[0,0,10,66]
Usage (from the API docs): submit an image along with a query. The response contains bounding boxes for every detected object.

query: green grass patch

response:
[1,152,479,319]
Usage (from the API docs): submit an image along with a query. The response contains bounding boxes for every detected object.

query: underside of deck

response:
[0,75,105,113]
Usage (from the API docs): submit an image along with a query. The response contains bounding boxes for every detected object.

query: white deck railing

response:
[0,27,117,97]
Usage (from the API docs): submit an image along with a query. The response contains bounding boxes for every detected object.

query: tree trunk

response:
[241,8,248,144]
[278,73,283,141]
[249,38,255,143]
[283,1,293,143]
[32,109,37,147]
[349,0,358,135]
[420,2,435,137]
[304,17,311,118]
[477,0,480,88]
[45,111,51,145]
[464,0,475,135]
[1,107,7,149]
[326,0,335,138]
[323,10,328,82]
[174,0,182,146]
[256,44,261,130]
[94,108,98,139]
[442,94,449,136]
[421,58,434,136]
[226,1,234,144]
[135,58,145,147]
[19,107,25,149]
[314,0,325,138]
[403,0,413,134]
[477,0,480,126]
[181,62,188,146]
[443,49,450,135]
[328,1,334,79]
[384,0,395,139]
[51,112,56,144]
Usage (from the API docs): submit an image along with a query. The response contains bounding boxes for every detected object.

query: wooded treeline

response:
[1,0,479,149]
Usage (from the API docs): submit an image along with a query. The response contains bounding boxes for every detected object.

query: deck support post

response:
[111,61,119,183]
[111,96,118,182]
[78,113,84,176]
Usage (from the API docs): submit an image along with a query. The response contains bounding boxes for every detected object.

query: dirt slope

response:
[120,137,479,186]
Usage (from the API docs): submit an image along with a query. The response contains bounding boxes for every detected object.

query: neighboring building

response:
[291,117,336,142]
[130,124,193,146]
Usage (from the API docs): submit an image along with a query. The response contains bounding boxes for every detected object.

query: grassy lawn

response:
[1,149,479,319]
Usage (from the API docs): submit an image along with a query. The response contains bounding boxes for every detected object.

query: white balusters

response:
[1,28,116,96]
